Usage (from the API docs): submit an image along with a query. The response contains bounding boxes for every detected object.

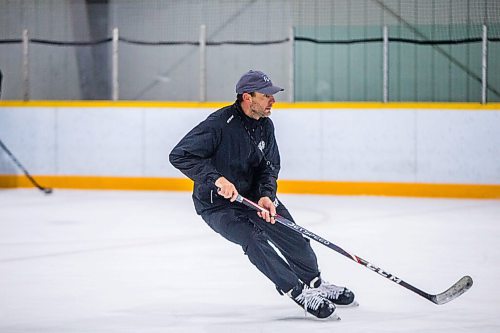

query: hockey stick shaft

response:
[236,194,472,305]
[0,139,52,193]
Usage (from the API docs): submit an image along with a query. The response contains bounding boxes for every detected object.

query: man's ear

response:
[243,92,252,102]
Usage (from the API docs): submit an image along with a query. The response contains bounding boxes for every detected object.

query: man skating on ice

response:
[169,70,356,319]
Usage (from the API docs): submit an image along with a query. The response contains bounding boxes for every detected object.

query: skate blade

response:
[330,313,341,321]
[304,312,341,321]
[336,300,359,308]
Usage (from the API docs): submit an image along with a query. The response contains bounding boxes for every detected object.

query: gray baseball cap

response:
[236,70,284,95]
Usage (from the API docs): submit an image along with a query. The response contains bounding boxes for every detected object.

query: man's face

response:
[248,92,276,119]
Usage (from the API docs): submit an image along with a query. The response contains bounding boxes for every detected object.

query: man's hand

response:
[257,197,277,224]
[215,176,239,202]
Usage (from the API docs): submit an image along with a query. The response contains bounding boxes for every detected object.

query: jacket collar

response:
[233,101,261,127]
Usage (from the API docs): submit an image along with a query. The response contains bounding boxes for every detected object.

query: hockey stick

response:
[0,69,51,194]
[236,194,472,305]
[0,139,53,194]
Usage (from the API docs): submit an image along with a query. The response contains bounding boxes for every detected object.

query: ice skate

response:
[287,281,339,319]
[318,280,358,307]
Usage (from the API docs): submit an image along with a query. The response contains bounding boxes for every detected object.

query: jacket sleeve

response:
[255,120,280,200]
[169,119,222,186]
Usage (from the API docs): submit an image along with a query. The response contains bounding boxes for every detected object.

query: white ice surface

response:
[0,189,499,332]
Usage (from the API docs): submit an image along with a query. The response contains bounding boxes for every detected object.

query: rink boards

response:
[0,101,499,198]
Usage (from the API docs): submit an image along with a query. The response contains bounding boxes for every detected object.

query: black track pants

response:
[201,199,320,293]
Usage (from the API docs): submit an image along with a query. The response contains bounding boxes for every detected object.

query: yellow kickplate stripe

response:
[1,100,499,110]
[0,175,193,192]
[1,175,499,199]
[277,180,500,199]
[0,100,228,108]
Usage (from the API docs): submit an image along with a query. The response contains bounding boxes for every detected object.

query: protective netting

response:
[292,0,500,102]
[0,0,499,101]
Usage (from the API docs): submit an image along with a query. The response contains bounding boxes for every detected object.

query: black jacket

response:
[169,102,280,214]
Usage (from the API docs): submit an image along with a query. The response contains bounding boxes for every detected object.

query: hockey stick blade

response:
[0,139,53,194]
[430,275,473,305]
[235,195,473,305]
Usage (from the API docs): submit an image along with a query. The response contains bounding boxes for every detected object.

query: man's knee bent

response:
[243,227,270,256]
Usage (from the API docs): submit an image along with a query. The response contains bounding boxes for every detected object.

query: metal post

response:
[481,24,488,104]
[383,25,389,103]
[288,26,295,102]
[199,24,207,102]
[22,29,30,101]
[112,27,119,101]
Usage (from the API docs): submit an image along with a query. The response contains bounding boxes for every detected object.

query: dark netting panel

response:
[293,0,500,102]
